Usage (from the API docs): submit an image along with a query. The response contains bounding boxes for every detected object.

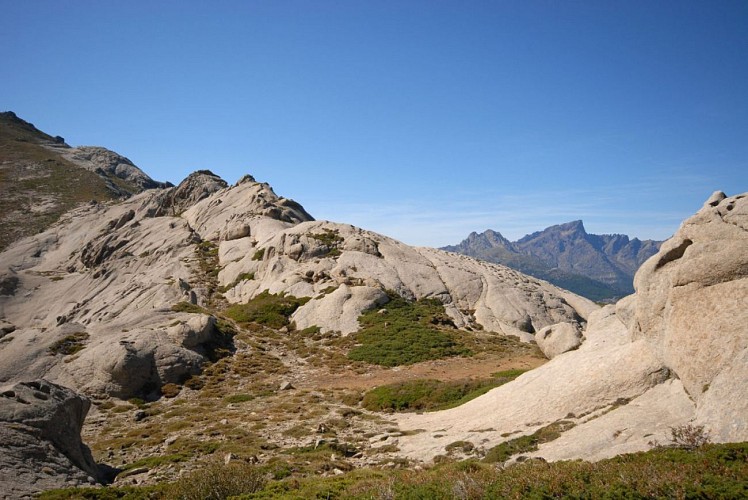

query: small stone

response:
[134,410,146,422]
[279,381,294,391]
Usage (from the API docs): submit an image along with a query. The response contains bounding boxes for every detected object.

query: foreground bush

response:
[165,461,265,499]
[39,443,748,499]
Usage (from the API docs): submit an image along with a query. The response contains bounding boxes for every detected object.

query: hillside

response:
[0,164,596,496]
[443,222,662,301]
[0,121,745,497]
[0,112,169,251]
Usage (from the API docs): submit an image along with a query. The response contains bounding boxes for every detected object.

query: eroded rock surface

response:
[0,172,594,400]
[396,191,748,462]
[0,380,101,498]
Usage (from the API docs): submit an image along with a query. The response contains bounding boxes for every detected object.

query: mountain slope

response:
[443,222,662,300]
[0,111,169,251]
[0,170,594,399]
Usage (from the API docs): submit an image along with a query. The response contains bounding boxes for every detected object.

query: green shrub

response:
[251,248,265,261]
[223,291,310,329]
[165,461,265,499]
[184,376,204,390]
[483,420,575,463]
[161,383,181,398]
[224,394,254,404]
[48,332,89,356]
[171,302,207,314]
[362,377,514,412]
[347,293,467,366]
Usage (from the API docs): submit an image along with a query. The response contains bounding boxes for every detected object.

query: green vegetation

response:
[122,453,190,471]
[309,228,344,256]
[160,383,180,398]
[165,461,266,499]
[0,112,130,251]
[170,302,208,314]
[39,442,748,499]
[483,420,575,463]
[252,248,265,261]
[224,291,310,329]
[217,272,255,294]
[362,370,527,412]
[224,394,254,404]
[48,332,89,356]
[347,293,468,366]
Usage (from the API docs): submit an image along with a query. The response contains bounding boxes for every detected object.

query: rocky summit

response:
[0,114,745,497]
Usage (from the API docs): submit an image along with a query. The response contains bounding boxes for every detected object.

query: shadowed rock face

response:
[0,380,102,497]
[397,191,748,463]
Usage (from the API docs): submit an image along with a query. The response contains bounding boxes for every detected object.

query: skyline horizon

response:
[3,2,745,247]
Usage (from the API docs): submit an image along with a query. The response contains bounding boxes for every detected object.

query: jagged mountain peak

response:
[444,220,663,300]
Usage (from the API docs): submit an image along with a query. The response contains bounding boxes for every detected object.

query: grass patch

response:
[347,293,468,366]
[361,370,527,412]
[170,302,208,314]
[251,248,265,261]
[224,394,254,404]
[224,290,310,329]
[483,420,575,463]
[48,332,89,356]
[122,453,190,471]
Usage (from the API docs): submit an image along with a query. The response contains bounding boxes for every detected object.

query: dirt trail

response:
[306,354,546,390]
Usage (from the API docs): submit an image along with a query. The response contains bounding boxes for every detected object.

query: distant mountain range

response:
[442,221,662,301]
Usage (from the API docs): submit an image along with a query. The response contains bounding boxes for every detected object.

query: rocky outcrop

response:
[535,321,583,358]
[0,171,594,399]
[217,218,595,338]
[59,146,172,194]
[0,380,101,498]
[628,191,748,442]
[397,191,748,463]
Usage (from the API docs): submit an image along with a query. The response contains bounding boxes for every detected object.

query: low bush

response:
[347,293,468,366]
[361,370,527,412]
[160,383,181,398]
[48,332,89,356]
[223,291,310,329]
[164,461,265,499]
[224,394,253,404]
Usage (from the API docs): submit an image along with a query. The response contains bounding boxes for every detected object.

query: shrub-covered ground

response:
[40,442,748,499]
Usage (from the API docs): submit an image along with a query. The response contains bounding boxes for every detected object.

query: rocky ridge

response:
[0,112,169,251]
[0,170,593,401]
[443,221,662,300]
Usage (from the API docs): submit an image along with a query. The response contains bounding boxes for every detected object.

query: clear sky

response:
[2,1,747,247]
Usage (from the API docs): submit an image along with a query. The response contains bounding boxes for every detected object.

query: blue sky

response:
[2,1,747,247]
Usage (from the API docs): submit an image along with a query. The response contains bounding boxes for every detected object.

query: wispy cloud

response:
[305,174,715,247]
